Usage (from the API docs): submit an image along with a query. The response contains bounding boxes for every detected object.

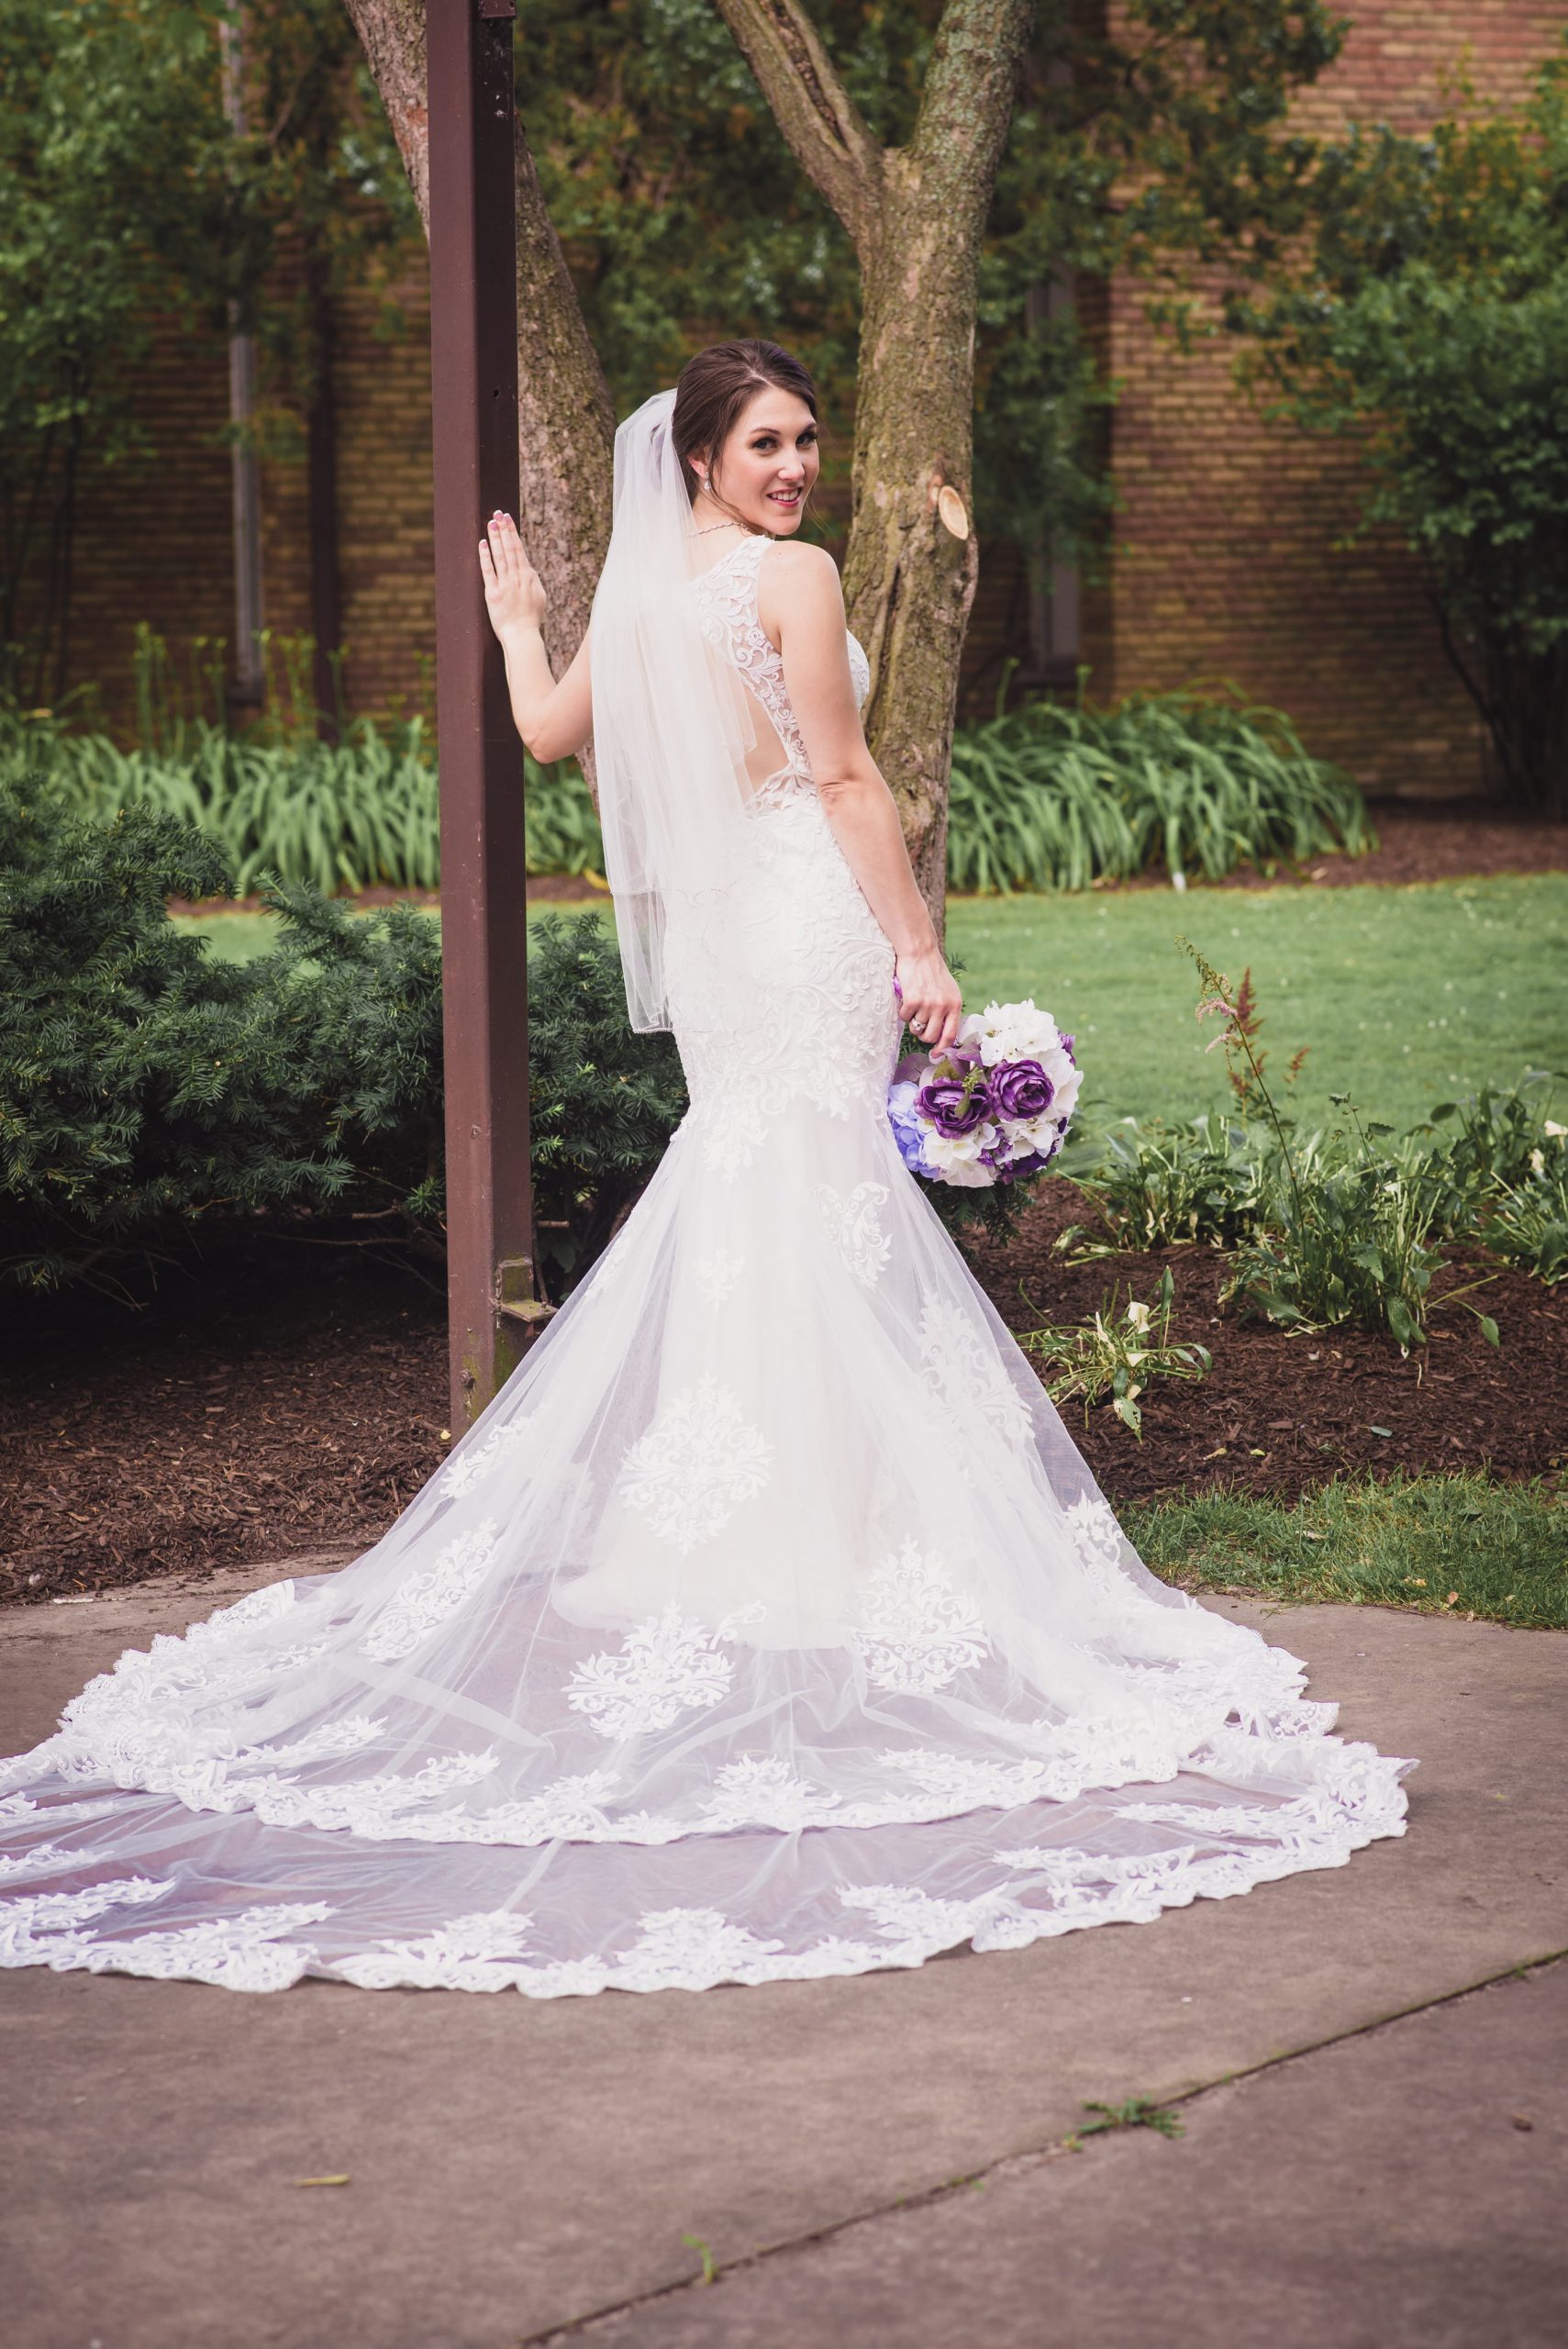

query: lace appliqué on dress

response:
[361,1520,502,1661]
[617,1377,772,1553]
[695,1247,746,1305]
[919,1300,1037,1452]
[565,1604,736,1741]
[814,1180,892,1287]
[851,1540,991,1695]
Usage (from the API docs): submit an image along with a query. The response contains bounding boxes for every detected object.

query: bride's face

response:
[708,389,820,533]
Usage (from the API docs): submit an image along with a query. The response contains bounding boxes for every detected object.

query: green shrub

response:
[947,685,1372,895]
[1410,1074,1564,1236]
[1485,1152,1568,1285]
[1051,947,1565,1350]
[0,781,450,1294]
[1019,1266,1212,1438]
[1229,47,1568,812]
[1,788,364,1290]
[1221,1123,1447,1354]
[526,915,687,1296]
[0,781,673,1297]
[1173,944,1518,1351]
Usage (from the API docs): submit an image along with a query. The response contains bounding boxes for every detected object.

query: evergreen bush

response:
[526,915,687,1296]
[0,784,680,1297]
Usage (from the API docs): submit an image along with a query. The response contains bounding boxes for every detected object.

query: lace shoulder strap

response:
[692,533,772,677]
[693,535,812,784]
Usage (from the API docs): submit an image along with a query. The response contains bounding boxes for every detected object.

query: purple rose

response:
[988,1058,1056,1121]
[917,1074,992,1138]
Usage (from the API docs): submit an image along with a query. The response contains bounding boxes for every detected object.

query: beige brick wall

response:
[1076,0,1568,795]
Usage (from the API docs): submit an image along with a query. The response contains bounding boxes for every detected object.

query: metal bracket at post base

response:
[495,1257,555,1336]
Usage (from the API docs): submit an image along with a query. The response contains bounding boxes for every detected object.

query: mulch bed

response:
[969,1182,1567,1508]
[0,1254,451,1606]
[3,1186,1563,1608]
[1095,795,1568,895]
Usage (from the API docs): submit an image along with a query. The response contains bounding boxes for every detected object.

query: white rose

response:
[1039,1048,1082,1124]
[924,1124,997,1187]
[1006,1110,1065,1158]
[965,998,1062,1069]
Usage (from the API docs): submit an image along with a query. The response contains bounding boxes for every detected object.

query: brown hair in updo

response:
[671,339,819,508]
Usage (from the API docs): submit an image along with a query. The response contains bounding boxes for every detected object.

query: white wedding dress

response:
[0,529,1413,1996]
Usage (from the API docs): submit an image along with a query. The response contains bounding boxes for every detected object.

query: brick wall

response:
[40,258,437,741]
[1076,0,1568,796]
[43,316,236,734]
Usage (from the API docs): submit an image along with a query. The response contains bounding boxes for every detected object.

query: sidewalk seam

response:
[519,1947,1568,2347]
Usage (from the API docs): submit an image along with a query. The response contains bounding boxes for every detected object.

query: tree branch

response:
[710,0,883,250]
[909,0,1034,219]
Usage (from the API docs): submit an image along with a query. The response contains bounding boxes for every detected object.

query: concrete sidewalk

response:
[1,1569,1564,2349]
[567,1958,1568,2349]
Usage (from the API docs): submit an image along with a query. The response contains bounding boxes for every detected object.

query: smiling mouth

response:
[768,489,803,507]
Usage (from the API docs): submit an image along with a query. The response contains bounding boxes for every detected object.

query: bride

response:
[0,340,1412,1996]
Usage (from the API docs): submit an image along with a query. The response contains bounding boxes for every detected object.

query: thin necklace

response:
[693,518,758,537]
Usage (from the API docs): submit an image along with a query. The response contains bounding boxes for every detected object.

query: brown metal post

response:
[428,0,540,1430]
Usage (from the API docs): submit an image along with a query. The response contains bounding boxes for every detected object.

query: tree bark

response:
[342,0,613,681]
[714,0,1033,929]
[510,131,615,678]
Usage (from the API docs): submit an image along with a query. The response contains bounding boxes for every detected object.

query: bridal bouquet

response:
[888,998,1081,1190]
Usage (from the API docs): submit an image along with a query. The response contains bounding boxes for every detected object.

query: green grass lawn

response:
[1125,1472,1568,1630]
[948,874,1568,1135]
[172,871,1568,1136]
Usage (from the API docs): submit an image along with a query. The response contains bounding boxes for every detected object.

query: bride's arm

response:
[477,512,593,763]
[762,541,963,1050]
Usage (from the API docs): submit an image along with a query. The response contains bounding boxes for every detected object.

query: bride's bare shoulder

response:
[759,538,845,626]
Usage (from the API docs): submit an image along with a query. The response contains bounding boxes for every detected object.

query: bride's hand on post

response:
[894,947,963,1053]
[477,510,547,640]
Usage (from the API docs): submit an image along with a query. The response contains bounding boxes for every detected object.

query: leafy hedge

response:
[0,782,684,1298]
[1,777,1047,1302]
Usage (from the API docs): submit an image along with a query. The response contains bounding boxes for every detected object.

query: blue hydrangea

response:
[886,1080,932,1177]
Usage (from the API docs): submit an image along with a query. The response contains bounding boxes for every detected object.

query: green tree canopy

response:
[1228,43,1568,812]
[517,0,1346,559]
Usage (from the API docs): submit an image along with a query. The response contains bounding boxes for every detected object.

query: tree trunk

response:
[846,125,1021,919]
[342,0,613,680]
[510,132,615,678]
[714,0,1034,930]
